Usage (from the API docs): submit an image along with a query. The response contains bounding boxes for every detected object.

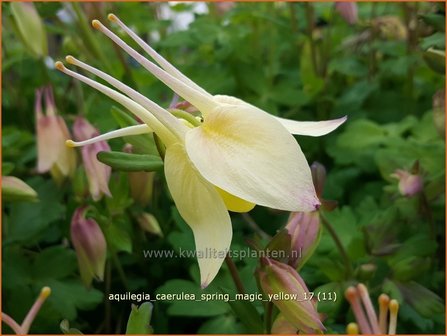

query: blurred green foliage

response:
[2,2,445,334]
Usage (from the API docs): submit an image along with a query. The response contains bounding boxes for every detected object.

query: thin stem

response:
[224,253,245,294]
[264,301,274,334]
[241,213,271,241]
[1,313,23,334]
[305,3,319,76]
[320,212,353,278]
[104,260,112,333]
[111,249,129,290]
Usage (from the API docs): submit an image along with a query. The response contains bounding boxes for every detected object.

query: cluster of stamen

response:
[55,13,214,150]
[345,283,399,335]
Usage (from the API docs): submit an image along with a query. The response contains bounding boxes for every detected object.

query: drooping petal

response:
[164,143,232,287]
[212,95,347,137]
[275,116,347,136]
[186,104,320,212]
[74,117,111,201]
[54,116,76,176]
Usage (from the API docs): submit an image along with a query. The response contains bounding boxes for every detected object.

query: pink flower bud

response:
[311,161,326,199]
[73,117,111,201]
[258,258,325,333]
[391,169,423,197]
[70,207,107,286]
[285,211,321,269]
[35,86,76,178]
[335,2,358,25]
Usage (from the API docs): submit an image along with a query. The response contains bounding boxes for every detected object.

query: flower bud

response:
[70,207,107,286]
[2,176,38,202]
[271,313,298,334]
[124,144,155,206]
[73,117,111,201]
[11,2,48,57]
[285,211,321,270]
[137,213,163,237]
[390,169,423,197]
[35,87,76,181]
[335,2,358,25]
[258,258,325,333]
[310,161,326,198]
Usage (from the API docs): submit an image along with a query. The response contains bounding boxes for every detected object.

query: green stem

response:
[320,212,353,278]
[264,301,273,334]
[104,261,112,333]
[305,3,319,76]
[225,253,246,294]
[111,249,129,290]
[168,108,202,127]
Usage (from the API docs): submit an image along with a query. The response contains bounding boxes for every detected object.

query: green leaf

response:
[423,48,445,74]
[226,292,263,333]
[105,221,132,253]
[397,281,445,318]
[33,246,78,280]
[38,279,103,321]
[420,32,446,50]
[198,315,244,334]
[97,151,163,172]
[60,320,83,334]
[126,302,154,334]
[419,13,445,32]
[2,162,15,175]
[5,178,65,244]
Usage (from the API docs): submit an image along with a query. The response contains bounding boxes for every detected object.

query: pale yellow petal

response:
[164,143,232,287]
[186,104,320,212]
[275,116,347,136]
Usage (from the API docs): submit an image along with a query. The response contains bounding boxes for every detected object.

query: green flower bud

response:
[137,213,163,237]
[11,2,48,58]
[2,176,38,203]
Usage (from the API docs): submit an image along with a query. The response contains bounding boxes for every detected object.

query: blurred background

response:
[2,2,445,334]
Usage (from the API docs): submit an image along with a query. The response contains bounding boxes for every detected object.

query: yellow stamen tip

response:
[347,322,359,334]
[40,286,51,299]
[389,299,399,314]
[379,293,390,307]
[65,140,76,148]
[65,55,75,64]
[108,13,117,22]
[92,19,101,29]
[345,286,357,301]
[55,61,65,71]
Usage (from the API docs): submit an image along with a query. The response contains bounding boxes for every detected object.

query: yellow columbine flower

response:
[55,14,346,287]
